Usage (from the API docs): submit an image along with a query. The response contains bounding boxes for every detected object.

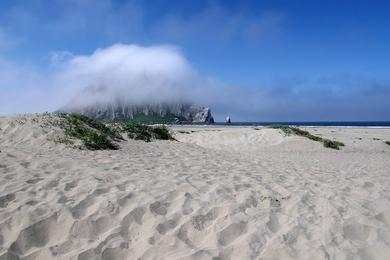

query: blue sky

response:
[0,0,389,121]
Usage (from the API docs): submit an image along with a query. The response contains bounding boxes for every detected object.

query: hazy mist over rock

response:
[55,44,216,123]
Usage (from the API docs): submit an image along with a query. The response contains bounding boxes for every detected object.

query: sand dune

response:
[1,114,390,259]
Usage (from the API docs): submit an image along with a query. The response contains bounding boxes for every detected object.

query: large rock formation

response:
[59,102,214,124]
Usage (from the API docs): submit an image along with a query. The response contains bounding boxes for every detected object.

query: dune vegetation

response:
[57,113,174,150]
[269,125,345,150]
[58,113,120,150]
[120,122,175,142]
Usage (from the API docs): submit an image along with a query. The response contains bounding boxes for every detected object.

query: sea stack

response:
[225,116,231,124]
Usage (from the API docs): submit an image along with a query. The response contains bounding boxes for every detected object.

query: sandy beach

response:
[1,114,390,260]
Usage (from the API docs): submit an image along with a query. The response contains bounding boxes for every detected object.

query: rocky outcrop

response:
[225,116,231,124]
[59,103,214,124]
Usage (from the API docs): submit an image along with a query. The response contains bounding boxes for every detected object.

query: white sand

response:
[1,114,390,259]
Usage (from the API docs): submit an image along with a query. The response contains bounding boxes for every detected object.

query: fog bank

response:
[1,43,389,121]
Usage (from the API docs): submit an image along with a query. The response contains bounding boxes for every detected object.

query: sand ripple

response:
[1,115,390,259]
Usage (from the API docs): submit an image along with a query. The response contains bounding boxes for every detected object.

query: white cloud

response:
[1,43,389,121]
[55,44,204,109]
[0,44,217,115]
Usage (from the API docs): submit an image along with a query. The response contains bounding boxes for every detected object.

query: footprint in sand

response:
[191,211,216,231]
[218,222,248,246]
[267,213,280,233]
[149,201,169,216]
[70,215,113,240]
[64,180,77,191]
[156,214,180,235]
[343,223,373,241]
[182,192,195,215]
[117,192,134,206]
[375,211,390,225]
[121,207,146,228]
[0,193,16,208]
[10,213,62,255]
[70,196,96,219]
[26,178,44,184]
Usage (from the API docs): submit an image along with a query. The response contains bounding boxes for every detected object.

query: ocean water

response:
[212,121,390,127]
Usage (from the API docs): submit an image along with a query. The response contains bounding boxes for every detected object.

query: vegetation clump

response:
[120,122,175,142]
[178,130,191,134]
[323,139,345,149]
[67,114,120,138]
[58,113,119,150]
[268,125,345,150]
[151,125,173,140]
[385,141,390,146]
[56,113,176,149]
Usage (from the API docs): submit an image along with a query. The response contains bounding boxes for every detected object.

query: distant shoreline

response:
[211,121,390,127]
[1,113,389,127]
[171,122,390,128]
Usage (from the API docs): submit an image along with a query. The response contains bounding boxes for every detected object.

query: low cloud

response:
[0,44,219,115]
[0,43,389,121]
[209,76,390,121]
[54,44,209,109]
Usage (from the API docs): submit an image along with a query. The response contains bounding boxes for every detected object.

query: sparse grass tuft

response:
[121,122,153,142]
[385,141,390,146]
[120,122,175,142]
[151,125,174,140]
[269,125,345,150]
[56,113,176,149]
[323,139,345,150]
[82,132,119,150]
[58,113,119,150]
[67,114,120,138]
[178,130,191,134]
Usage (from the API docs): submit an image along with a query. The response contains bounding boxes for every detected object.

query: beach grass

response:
[178,130,191,134]
[58,113,119,150]
[120,122,175,142]
[269,125,345,150]
[151,125,174,140]
[57,114,176,147]
[323,139,345,149]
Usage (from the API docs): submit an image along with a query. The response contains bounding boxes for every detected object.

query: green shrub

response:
[151,125,174,140]
[323,139,344,150]
[58,113,119,150]
[121,122,174,142]
[67,114,120,138]
[57,113,175,149]
[82,132,119,150]
[122,122,153,142]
